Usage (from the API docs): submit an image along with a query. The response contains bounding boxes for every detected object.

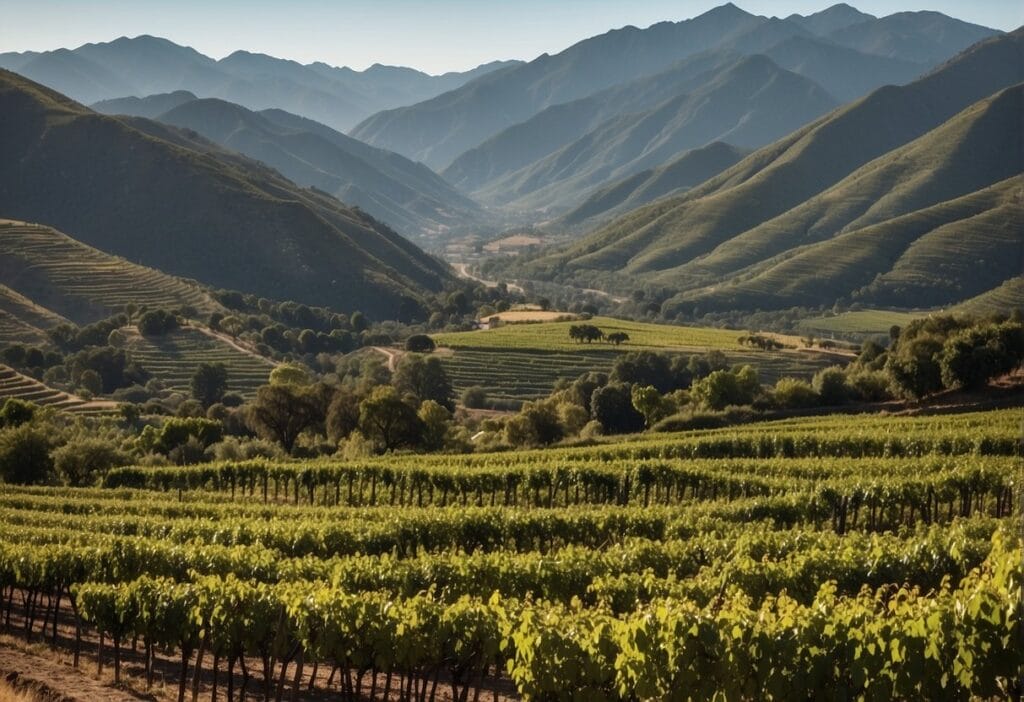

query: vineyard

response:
[122,326,276,399]
[438,346,838,406]
[0,408,1021,700]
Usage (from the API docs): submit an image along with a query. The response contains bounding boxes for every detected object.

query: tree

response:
[505,401,563,446]
[405,334,436,353]
[417,400,451,451]
[350,311,369,333]
[190,362,229,407]
[773,378,819,409]
[0,423,53,484]
[813,366,849,406]
[591,383,644,435]
[606,332,629,346]
[612,351,674,393]
[246,384,321,452]
[568,324,603,344]
[393,356,454,411]
[537,298,551,311]
[461,386,488,409]
[326,390,361,442]
[940,323,1024,390]
[269,363,311,386]
[358,386,422,453]
[0,398,36,428]
[631,385,673,427]
[51,438,129,487]
[137,309,179,336]
[886,334,944,399]
[691,366,760,410]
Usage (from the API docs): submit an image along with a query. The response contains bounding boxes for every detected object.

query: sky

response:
[1,0,1021,74]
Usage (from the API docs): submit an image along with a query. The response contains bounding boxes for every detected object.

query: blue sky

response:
[1,1,1020,73]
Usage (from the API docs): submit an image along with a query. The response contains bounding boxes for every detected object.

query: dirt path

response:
[451,263,525,294]
[0,645,144,702]
[186,325,277,367]
[371,346,401,372]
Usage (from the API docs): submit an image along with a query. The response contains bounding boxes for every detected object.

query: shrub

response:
[773,378,819,409]
[461,386,488,409]
[137,309,179,336]
[405,334,436,353]
[0,398,36,428]
[51,438,129,487]
[812,366,849,406]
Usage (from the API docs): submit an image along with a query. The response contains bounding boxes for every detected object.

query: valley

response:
[0,2,1021,700]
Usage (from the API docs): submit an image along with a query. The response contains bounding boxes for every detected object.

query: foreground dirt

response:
[0,644,144,702]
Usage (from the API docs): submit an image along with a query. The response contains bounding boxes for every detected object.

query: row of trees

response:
[568,325,629,345]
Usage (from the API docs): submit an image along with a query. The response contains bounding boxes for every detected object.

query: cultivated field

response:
[800,309,925,336]
[1,408,1019,701]
[0,220,223,325]
[434,317,837,405]
[122,326,275,399]
[434,316,750,352]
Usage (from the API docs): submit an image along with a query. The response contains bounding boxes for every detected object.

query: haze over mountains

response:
[0,35,519,131]
[93,93,481,238]
[512,29,1024,316]
[352,3,995,172]
[0,2,1019,323]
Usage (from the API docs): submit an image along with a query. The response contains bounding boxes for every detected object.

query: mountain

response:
[662,87,1024,315]
[440,50,744,193]
[763,35,926,102]
[559,142,749,228]
[826,11,999,64]
[467,55,838,213]
[0,70,453,319]
[515,29,1024,314]
[786,4,875,35]
[0,36,519,131]
[350,4,997,170]
[92,90,197,118]
[93,93,481,238]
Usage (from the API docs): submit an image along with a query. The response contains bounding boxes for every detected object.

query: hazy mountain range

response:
[0,3,1018,321]
[92,93,481,238]
[0,35,520,131]
[352,3,995,172]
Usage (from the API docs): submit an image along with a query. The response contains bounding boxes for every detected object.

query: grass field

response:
[434,316,747,352]
[799,309,925,336]
[123,326,275,399]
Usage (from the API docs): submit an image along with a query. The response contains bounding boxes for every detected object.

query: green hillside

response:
[559,142,748,228]
[0,220,223,328]
[0,70,453,319]
[513,30,1024,316]
[953,277,1024,317]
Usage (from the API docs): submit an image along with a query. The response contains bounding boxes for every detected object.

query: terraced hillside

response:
[0,364,114,414]
[438,347,839,407]
[123,326,275,399]
[0,220,223,325]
